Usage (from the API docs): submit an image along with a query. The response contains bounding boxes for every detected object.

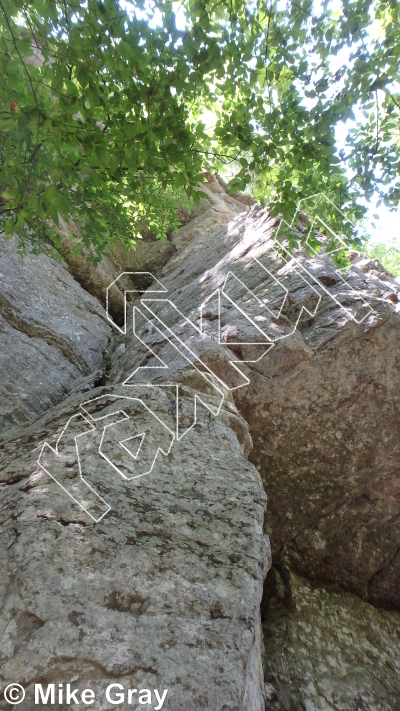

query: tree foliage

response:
[366,238,400,277]
[0,0,399,260]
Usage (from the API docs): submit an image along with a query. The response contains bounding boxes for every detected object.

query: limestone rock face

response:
[0,237,111,434]
[58,175,246,326]
[262,568,400,711]
[58,219,176,325]
[0,179,399,710]
[232,217,400,611]
[0,384,269,711]
[0,181,269,710]
[109,202,400,610]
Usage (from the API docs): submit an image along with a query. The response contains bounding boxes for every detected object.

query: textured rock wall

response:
[0,176,399,710]
[262,568,400,711]
[0,237,111,433]
[0,386,269,711]
[0,180,270,710]
[113,200,398,610]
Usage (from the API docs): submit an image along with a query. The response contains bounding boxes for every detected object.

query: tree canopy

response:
[0,0,399,261]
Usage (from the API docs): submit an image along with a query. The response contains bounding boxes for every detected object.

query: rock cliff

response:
[0,176,399,710]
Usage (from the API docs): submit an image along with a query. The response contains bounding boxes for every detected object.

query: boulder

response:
[0,177,269,711]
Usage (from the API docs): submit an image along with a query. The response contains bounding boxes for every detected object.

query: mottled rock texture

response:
[0,176,399,710]
[0,237,111,433]
[262,568,400,711]
[0,180,269,710]
[0,386,269,711]
[58,175,246,326]
[110,200,399,610]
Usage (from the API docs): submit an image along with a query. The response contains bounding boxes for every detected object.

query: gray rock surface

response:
[0,384,269,711]
[109,201,399,609]
[58,217,175,325]
[58,174,246,326]
[0,175,269,711]
[1,177,399,710]
[262,568,400,711]
[0,237,112,434]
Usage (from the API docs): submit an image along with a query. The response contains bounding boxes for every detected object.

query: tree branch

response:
[264,1,273,108]
[0,0,39,111]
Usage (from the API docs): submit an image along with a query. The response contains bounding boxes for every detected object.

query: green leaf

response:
[5,218,14,239]
[48,201,59,225]
[2,188,18,200]
[0,0,397,260]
